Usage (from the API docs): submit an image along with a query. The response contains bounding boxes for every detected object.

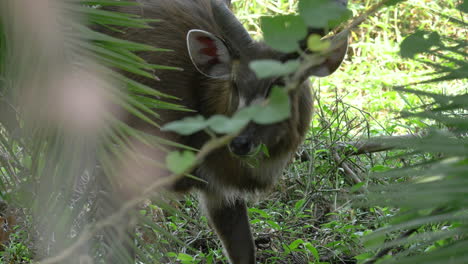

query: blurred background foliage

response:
[0,0,466,263]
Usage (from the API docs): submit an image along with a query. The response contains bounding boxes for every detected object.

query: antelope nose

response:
[229,136,254,156]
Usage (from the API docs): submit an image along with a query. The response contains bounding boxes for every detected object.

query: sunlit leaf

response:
[166,151,196,175]
[253,86,291,125]
[288,239,305,250]
[304,242,320,261]
[207,115,249,134]
[249,59,300,79]
[298,0,350,28]
[261,15,307,53]
[307,34,331,52]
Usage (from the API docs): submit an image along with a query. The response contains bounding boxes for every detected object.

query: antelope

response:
[99,0,348,263]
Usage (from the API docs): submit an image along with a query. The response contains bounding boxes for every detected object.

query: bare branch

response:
[332,150,362,185]
[337,134,421,156]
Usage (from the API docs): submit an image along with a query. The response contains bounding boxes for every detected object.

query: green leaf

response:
[294,199,306,211]
[299,0,350,28]
[370,164,391,172]
[400,31,441,58]
[233,105,262,121]
[289,239,305,250]
[354,252,374,261]
[253,86,291,125]
[307,34,331,52]
[207,115,249,134]
[80,6,153,28]
[350,182,365,193]
[163,106,262,136]
[161,116,206,135]
[166,151,196,175]
[328,8,353,28]
[177,252,194,261]
[458,0,468,13]
[162,106,262,136]
[260,144,270,158]
[304,242,320,261]
[261,15,307,53]
[249,208,271,218]
[385,0,406,6]
[282,243,292,254]
[249,59,300,79]
[266,220,281,230]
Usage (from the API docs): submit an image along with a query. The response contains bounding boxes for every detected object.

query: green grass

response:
[135,0,467,263]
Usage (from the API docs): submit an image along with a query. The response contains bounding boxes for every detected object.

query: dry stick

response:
[332,151,362,185]
[309,133,420,184]
[39,132,238,264]
[299,133,421,163]
[338,133,421,155]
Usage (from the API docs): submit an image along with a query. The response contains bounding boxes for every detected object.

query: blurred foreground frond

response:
[361,8,468,263]
[0,0,184,262]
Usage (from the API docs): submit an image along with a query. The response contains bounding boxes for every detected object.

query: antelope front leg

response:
[201,192,256,264]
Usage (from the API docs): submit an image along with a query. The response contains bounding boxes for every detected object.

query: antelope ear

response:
[309,33,349,77]
[187,29,232,79]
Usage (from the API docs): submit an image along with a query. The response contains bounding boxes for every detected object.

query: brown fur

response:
[96,0,347,263]
[0,215,16,249]
[103,0,312,195]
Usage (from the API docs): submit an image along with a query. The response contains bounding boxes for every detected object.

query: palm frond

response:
[361,12,468,263]
[0,0,185,262]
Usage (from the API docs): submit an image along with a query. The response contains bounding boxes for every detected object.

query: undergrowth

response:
[135,0,467,263]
